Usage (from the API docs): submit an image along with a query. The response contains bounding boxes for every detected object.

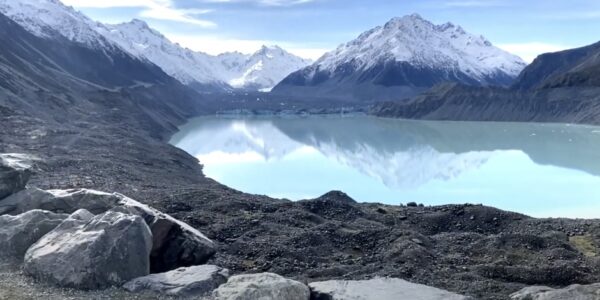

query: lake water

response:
[170,116,600,218]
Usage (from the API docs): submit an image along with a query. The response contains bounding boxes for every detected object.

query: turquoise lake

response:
[170,116,600,218]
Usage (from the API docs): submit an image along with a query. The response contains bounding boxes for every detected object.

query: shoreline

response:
[2,98,600,299]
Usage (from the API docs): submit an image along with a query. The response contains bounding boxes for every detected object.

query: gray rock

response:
[0,188,216,272]
[309,278,471,300]
[213,273,310,300]
[124,265,230,297]
[510,284,600,300]
[24,209,152,289]
[0,188,59,215]
[0,154,34,200]
[0,209,68,259]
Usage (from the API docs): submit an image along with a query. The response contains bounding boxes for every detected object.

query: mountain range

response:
[371,41,600,125]
[0,0,599,127]
[273,14,527,102]
[0,0,311,92]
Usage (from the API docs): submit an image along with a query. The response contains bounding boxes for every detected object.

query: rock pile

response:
[10,153,584,299]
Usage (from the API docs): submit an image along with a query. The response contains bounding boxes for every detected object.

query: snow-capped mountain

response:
[227,46,312,91]
[100,20,230,90]
[103,18,311,91]
[0,0,115,50]
[273,14,527,101]
[104,19,311,91]
[0,0,310,92]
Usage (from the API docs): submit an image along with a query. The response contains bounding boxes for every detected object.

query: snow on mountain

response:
[316,14,526,81]
[100,20,311,91]
[0,0,115,49]
[273,14,528,101]
[100,20,228,88]
[228,46,312,91]
[0,0,310,91]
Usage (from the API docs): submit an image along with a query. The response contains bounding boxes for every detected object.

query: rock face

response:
[511,284,600,300]
[309,278,471,300]
[213,273,310,300]
[24,209,152,289]
[513,41,600,90]
[124,265,230,297]
[0,153,33,200]
[0,209,67,259]
[0,188,216,272]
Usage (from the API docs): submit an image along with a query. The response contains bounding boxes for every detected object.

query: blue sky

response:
[63,0,600,61]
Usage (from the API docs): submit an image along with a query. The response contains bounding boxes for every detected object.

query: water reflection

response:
[170,116,600,218]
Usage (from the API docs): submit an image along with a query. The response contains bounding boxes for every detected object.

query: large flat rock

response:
[24,209,152,289]
[0,188,216,272]
[213,272,310,300]
[511,284,600,300]
[124,265,229,297]
[309,277,471,300]
[0,154,34,200]
[0,209,67,259]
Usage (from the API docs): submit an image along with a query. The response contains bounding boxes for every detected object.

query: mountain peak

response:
[385,13,431,28]
[126,19,150,29]
[275,14,527,100]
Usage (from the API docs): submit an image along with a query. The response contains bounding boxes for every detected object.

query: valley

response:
[0,0,599,299]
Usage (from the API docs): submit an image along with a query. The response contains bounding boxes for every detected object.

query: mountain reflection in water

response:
[170,116,600,218]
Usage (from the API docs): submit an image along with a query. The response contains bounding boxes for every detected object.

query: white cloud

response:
[60,0,217,27]
[200,0,316,6]
[443,0,507,7]
[167,34,328,59]
[498,42,572,63]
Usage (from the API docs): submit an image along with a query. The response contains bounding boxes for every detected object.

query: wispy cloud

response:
[542,10,600,20]
[444,0,508,8]
[61,0,217,27]
[200,0,316,7]
[498,42,572,63]
[167,34,328,59]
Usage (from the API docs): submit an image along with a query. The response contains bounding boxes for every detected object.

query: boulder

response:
[124,265,230,297]
[0,209,68,259]
[511,284,600,300]
[0,188,216,272]
[213,273,310,300]
[24,209,152,289]
[0,188,59,215]
[0,153,34,200]
[309,278,471,300]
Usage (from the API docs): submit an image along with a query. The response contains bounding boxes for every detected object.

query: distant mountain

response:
[370,41,600,125]
[513,41,600,90]
[103,20,311,92]
[0,0,310,92]
[273,14,526,102]
[0,9,202,139]
[100,19,231,92]
[225,45,312,92]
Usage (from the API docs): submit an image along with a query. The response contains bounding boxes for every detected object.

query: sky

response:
[62,0,600,62]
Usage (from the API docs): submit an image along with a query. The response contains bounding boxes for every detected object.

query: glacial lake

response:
[170,116,600,219]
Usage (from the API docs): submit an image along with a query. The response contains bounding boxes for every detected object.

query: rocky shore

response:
[0,153,478,299]
[2,134,600,300]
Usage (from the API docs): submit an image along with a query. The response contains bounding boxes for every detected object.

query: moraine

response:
[170,115,600,219]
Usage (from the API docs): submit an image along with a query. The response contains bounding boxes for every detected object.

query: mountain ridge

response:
[0,0,310,92]
[273,14,527,102]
